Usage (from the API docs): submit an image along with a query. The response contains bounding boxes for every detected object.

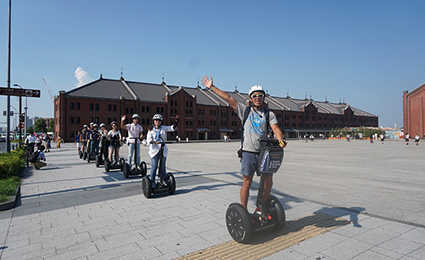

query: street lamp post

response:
[6,0,12,152]
[14,84,25,147]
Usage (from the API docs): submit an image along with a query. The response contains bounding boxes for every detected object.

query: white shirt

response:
[25,135,36,144]
[146,125,175,158]
[125,123,143,144]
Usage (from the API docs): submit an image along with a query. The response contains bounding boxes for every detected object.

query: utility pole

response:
[6,0,12,152]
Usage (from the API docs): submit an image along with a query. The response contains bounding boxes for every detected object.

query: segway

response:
[226,139,286,243]
[122,138,147,178]
[96,136,109,167]
[87,140,97,163]
[142,140,176,198]
[83,140,90,160]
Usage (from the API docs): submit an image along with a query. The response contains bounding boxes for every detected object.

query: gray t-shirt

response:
[236,102,278,153]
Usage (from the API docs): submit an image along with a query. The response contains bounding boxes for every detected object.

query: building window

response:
[113,105,116,112]
[70,117,74,124]
[70,102,74,110]
[161,107,164,113]
[157,107,160,113]
[95,104,99,111]
[174,100,177,106]
[146,106,150,113]
[95,117,99,124]
[142,118,145,124]
[90,117,94,123]
[76,117,80,124]
[70,131,74,138]
[90,103,94,111]
[130,108,133,114]
[108,118,112,124]
[76,103,80,110]
[142,106,145,112]
[126,108,129,114]
[108,104,111,111]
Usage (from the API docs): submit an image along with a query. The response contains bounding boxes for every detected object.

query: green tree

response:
[26,126,34,134]
[34,118,47,133]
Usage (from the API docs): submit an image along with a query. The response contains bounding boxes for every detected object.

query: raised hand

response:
[121,115,126,121]
[201,75,213,89]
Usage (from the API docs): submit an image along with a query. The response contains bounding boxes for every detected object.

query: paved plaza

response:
[0,139,424,259]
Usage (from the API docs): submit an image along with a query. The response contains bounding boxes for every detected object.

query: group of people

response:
[24,132,51,169]
[75,121,123,164]
[74,113,179,188]
[404,133,421,145]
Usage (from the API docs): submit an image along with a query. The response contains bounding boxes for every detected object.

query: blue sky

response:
[1,0,424,128]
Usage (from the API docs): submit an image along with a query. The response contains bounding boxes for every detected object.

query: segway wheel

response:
[166,173,176,195]
[95,155,100,167]
[83,152,87,160]
[79,151,83,159]
[140,161,147,176]
[87,155,91,163]
[226,203,253,243]
[105,159,110,172]
[142,176,153,198]
[119,158,125,171]
[267,195,286,231]
[123,163,130,179]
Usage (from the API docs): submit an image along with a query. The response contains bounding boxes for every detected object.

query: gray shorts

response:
[241,152,260,177]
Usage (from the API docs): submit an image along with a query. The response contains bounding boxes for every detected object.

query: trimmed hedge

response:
[0,149,24,179]
[0,149,24,203]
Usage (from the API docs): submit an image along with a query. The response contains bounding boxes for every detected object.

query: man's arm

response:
[271,124,287,148]
[121,115,127,130]
[201,75,238,111]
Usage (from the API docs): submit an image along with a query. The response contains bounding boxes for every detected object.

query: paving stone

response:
[379,236,423,255]
[406,245,425,260]
[370,245,404,259]
[263,248,308,260]
[351,250,396,260]
[88,242,141,260]
[400,227,425,245]
[289,231,346,256]
[353,227,400,245]
[320,238,374,260]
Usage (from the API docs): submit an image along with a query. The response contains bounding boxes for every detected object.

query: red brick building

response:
[403,82,425,138]
[54,76,378,142]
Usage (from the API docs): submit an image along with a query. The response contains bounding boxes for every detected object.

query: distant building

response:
[403,82,425,138]
[54,76,378,142]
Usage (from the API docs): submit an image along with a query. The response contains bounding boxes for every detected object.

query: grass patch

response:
[0,176,21,203]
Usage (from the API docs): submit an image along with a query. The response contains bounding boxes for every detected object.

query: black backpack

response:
[29,151,40,163]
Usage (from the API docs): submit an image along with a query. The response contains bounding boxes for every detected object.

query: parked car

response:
[0,136,6,142]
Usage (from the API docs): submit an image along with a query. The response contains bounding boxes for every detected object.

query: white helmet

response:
[100,123,106,127]
[248,85,265,96]
[93,124,98,127]
[132,114,140,119]
[152,114,163,121]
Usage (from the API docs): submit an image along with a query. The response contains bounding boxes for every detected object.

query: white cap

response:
[152,114,163,121]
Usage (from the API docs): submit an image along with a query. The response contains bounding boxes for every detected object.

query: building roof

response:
[63,78,377,117]
[65,79,134,100]
[126,81,167,103]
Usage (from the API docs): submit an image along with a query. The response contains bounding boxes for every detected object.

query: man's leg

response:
[262,175,273,203]
[128,143,134,168]
[240,175,253,208]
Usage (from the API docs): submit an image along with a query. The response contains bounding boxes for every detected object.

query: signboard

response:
[20,123,24,129]
[0,87,41,97]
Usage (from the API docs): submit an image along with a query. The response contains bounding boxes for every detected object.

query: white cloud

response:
[74,67,94,87]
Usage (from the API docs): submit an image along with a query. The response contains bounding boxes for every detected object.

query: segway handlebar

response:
[259,139,280,146]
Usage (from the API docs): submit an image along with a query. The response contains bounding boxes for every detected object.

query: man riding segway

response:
[202,75,288,243]
[121,114,147,178]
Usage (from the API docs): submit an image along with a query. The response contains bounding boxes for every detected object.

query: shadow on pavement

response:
[248,207,356,245]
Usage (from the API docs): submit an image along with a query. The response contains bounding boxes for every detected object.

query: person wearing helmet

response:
[89,124,101,158]
[99,123,109,162]
[146,114,179,187]
[108,121,122,164]
[121,114,144,170]
[81,125,91,156]
[201,75,287,209]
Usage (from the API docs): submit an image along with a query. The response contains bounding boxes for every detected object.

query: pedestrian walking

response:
[405,133,410,145]
[415,134,420,145]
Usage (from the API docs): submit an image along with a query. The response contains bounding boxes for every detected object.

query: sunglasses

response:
[251,94,265,99]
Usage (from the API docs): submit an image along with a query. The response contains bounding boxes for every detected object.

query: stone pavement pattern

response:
[0,140,424,259]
